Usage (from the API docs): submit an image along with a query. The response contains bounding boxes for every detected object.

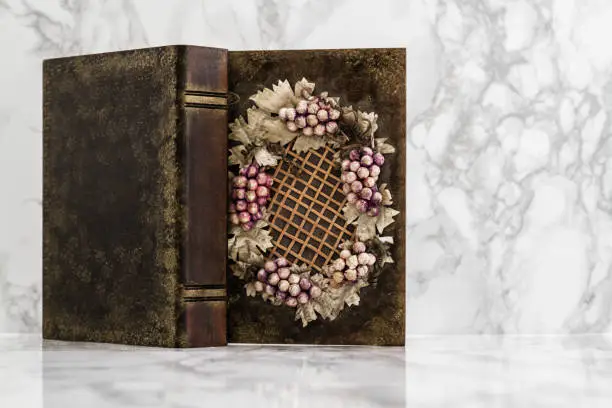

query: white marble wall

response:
[0,0,610,335]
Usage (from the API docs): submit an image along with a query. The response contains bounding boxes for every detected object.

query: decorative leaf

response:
[253,147,280,167]
[290,264,310,274]
[245,282,257,297]
[230,262,250,279]
[375,138,396,154]
[295,302,317,327]
[294,77,315,98]
[228,227,274,262]
[355,214,377,241]
[357,111,379,137]
[229,116,253,146]
[249,80,295,114]
[376,207,400,234]
[379,184,393,206]
[293,135,327,153]
[342,204,361,225]
[379,236,394,244]
[228,145,249,166]
[261,117,298,146]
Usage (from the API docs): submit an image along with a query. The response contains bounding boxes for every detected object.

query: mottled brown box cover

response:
[227,49,406,345]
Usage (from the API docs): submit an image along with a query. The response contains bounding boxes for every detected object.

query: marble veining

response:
[2,334,612,407]
[0,0,611,335]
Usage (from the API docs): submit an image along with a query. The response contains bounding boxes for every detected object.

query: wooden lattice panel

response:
[267,145,354,272]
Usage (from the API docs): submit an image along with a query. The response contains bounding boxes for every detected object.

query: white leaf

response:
[375,138,396,154]
[382,254,394,265]
[249,80,295,114]
[253,147,280,167]
[245,282,257,297]
[356,214,377,241]
[293,135,327,153]
[230,262,250,279]
[228,145,249,166]
[376,207,400,234]
[379,184,393,206]
[342,204,361,225]
[357,111,379,137]
[294,77,315,98]
[261,117,298,146]
[295,302,317,327]
[379,236,394,244]
[228,116,252,146]
[228,227,274,262]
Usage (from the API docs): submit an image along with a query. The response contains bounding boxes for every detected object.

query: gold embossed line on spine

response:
[184,90,228,110]
[181,284,227,302]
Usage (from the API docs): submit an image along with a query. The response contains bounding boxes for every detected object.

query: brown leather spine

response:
[176,46,228,347]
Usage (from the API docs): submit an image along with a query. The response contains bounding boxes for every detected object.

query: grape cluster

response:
[253,257,322,307]
[327,241,377,284]
[278,92,341,137]
[341,147,385,216]
[229,163,273,231]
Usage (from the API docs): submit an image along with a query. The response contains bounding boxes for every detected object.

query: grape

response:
[297,292,310,304]
[344,269,357,281]
[256,186,269,198]
[367,253,377,266]
[347,255,359,269]
[247,179,258,191]
[329,109,341,120]
[349,161,360,172]
[295,116,306,128]
[360,187,373,200]
[252,211,263,221]
[288,273,300,284]
[254,281,264,292]
[233,176,247,188]
[363,177,376,188]
[286,108,297,121]
[286,121,298,132]
[309,286,322,298]
[247,164,259,178]
[278,267,291,280]
[349,150,360,161]
[373,152,385,166]
[357,167,369,179]
[278,280,290,292]
[341,159,351,171]
[247,202,259,215]
[257,269,268,282]
[229,213,240,225]
[229,203,237,213]
[347,192,358,204]
[299,278,312,291]
[285,297,298,307]
[342,183,352,195]
[265,284,276,296]
[358,253,370,265]
[238,211,251,224]
[367,206,380,217]
[279,107,288,120]
[256,172,268,185]
[332,272,345,283]
[317,110,329,122]
[361,147,373,156]
[357,265,369,278]
[306,114,318,127]
[340,249,352,259]
[314,124,326,136]
[369,165,381,177]
[303,126,314,136]
[352,241,366,254]
[268,272,280,286]
[344,172,357,183]
[266,175,274,187]
[325,121,338,134]
[356,199,368,213]
[307,103,319,114]
[351,181,363,193]
[239,167,247,176]
[257,197,267,206]
[276,257,289,267]
[241,221,254,231]
[289,284,301,297]
[264,260,277,273]
[245,191,257,203]
[296,100,308,114]
[360,155,373,167]
[371,191,383,204]
[333,258,346,271]
[276,291,287,301]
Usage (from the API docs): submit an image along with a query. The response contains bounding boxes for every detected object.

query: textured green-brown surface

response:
[227,48,406,345]
[43,47,182,347]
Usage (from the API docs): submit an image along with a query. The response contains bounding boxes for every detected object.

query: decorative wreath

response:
[227,78,399,327]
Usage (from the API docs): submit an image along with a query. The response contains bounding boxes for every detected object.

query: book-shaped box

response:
[43,46,405,347]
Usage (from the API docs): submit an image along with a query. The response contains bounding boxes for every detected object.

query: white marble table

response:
[2,334,612,407]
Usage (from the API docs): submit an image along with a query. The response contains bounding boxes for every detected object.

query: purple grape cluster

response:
[327,241,376,284]
[253,257,322,307]
[229,163,273,231]
[340,147,385,217]
[278,92,341,137]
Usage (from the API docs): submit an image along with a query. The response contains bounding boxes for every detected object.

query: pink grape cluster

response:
[278,92,341,137]
[341,147,385,216]
[229,163,273,231]
[327,241,377,283]
[253,257,322,307]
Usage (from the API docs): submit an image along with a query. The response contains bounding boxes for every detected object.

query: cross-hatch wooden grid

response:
[268,144,354,272]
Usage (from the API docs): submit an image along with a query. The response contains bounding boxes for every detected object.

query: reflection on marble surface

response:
[1,0,612,335]
[3,334,612,407]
